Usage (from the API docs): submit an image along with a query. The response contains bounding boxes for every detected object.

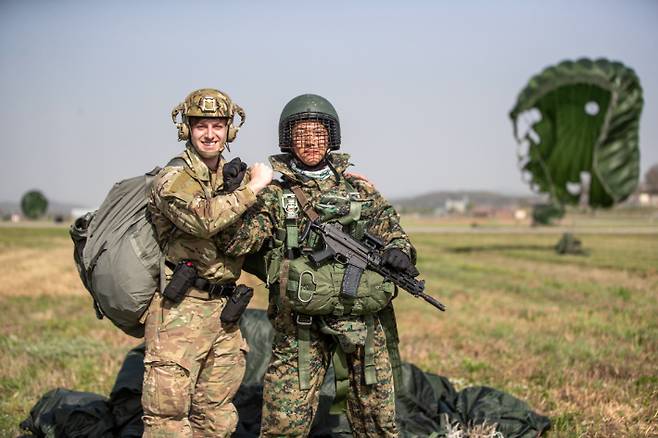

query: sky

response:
[1,0,656,207]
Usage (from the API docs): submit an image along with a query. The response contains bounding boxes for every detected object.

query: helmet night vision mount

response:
[171,88,245,143]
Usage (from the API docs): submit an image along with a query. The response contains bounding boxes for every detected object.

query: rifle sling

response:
[290,185,320,222]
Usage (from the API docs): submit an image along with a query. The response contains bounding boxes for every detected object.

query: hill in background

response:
[392,190,544,215]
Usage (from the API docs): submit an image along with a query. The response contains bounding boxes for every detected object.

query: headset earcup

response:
[227,126,238,143]
[176,123,190,141]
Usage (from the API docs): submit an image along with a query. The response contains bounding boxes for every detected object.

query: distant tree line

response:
[645,163,658,194]
[21,190,48,219]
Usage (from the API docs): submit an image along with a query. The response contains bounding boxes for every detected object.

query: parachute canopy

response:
[510,58,643,208]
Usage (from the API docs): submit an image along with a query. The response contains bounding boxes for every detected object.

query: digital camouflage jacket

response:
[148,143,257,283]
[225,152,415,267]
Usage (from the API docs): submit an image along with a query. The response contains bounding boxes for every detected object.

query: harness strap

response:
[338,199,362,225]
[379,304,403,395]
[281,179,382,392]
[331,349,349,414]
[278,259,290,310]
[338,179,363,225]
[296,314,313,390]
[364,314,378,386]
[290,186,320,221]
[281,192,299,251]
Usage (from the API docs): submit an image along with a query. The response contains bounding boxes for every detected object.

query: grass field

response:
[0,219,657,437]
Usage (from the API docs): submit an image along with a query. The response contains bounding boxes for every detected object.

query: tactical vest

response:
[269,180,395,317]
[265,177,402,392]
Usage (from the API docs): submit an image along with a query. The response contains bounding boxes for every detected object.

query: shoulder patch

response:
[156,167,198,203]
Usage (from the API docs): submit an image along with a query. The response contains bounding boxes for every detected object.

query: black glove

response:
[222,157,248,193]
[220,284,254,324]
[382,248,419,277]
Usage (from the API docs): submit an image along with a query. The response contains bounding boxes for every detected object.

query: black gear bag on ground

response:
[20,310,550,437]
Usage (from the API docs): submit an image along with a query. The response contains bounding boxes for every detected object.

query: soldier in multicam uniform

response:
[143,88,273,437]
[225,94,418,437]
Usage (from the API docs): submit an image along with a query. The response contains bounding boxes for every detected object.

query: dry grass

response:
[1,223,657,437]
[396,230,658,437]
[0,246,84,297]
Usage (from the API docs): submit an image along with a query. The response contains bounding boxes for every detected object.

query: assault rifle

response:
[302,221,446,312]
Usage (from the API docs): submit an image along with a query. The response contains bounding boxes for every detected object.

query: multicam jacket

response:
[148,143,257,283]
[225,152,415,270]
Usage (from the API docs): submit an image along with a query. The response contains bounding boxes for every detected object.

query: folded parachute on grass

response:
[20,310,550,438]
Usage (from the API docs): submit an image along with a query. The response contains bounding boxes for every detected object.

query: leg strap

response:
[379,305,403,395]
[296,314,312,390]
[330,348,349,414]
[364,314,377,386]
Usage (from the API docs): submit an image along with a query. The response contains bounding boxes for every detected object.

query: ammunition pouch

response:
[162,261,197,303]
[220,284,254,324]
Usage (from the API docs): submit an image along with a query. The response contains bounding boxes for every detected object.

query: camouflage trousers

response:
[142,291,247,438]
[260,312,398,437]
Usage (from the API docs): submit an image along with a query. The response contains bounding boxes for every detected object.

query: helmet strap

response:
[326,156,341,183]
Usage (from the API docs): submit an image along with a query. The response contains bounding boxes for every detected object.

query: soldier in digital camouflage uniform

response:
[225,94,418,437]
[143,88,273,437]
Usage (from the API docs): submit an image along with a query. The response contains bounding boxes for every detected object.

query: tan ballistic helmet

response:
[171,88,246,142]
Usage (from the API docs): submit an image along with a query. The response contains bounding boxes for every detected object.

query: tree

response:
[644,163,658,194]
[21,190,48,219]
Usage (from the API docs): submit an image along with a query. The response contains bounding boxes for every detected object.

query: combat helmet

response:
[171,88,245,143]
[279,94,341,152]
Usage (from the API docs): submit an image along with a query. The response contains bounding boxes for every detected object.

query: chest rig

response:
[273,178,399,391]
[280,181,365,254]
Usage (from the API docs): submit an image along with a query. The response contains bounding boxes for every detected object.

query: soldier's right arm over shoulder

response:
[151,166,257,239]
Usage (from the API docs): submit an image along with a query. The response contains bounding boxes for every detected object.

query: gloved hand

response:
[382,248,419,277]
[222,157,248,193]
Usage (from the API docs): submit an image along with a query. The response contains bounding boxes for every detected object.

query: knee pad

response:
[142,362,191,419]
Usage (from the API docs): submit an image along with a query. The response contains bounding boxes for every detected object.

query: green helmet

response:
[171,88,246,143]
[279,94,341,152]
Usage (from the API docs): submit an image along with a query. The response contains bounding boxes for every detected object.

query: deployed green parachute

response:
[510,58,643,208]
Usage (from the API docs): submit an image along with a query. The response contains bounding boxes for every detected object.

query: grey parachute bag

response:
[70,161,182,337]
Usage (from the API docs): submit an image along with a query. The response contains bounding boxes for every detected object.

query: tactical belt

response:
[187,280,236,300]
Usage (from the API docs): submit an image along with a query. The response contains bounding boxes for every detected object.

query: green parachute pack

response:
[69,159,183,338]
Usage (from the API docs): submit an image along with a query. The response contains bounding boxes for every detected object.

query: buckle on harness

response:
[282,193,299,220]
[296,314,313,326]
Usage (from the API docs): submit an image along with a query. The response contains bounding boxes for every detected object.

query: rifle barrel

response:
[419,292,446,311]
